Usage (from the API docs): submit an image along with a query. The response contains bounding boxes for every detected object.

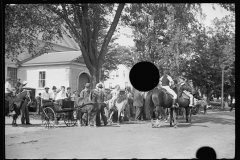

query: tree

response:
[6,4,125,87]
[121,3,203,78]
[183,13,235,102]
[45,4,125,87]
[5,4,64,64]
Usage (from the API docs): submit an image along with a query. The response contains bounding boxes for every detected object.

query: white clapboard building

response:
[104,64,132,90]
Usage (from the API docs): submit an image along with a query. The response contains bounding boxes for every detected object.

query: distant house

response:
[104,64,132,90]
[18,51,90,95]
[5,25,80,87]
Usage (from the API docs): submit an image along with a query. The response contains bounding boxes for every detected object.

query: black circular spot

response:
[196,146,217,159]
[129,61,159,92]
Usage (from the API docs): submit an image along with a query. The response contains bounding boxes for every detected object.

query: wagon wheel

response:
[63,111,77,127]
[41,107,56,129]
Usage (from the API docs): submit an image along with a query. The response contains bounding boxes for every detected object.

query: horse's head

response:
[175,80,195,96]
[89,89,99,102]
[17,90,33,105]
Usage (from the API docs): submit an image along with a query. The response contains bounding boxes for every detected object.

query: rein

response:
[15,90,31,105]
[75,102,96,110]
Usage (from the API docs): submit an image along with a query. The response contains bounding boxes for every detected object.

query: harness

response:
[15,90,32,105]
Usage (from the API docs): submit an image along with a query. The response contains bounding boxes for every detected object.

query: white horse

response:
[105,95,129,125]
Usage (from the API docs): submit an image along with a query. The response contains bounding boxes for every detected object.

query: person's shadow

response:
[196,146,217,159]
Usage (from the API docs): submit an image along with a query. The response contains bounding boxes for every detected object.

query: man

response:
[21,97,32,125]
[178,72,194,107]
[36,93,42,115]
[5,77,15,115]
[55,86,67,106]
[80,83,91,98]
[95,83,108,126]
[15,80,27,94]
[96,80,105,90]
[159,69,178,108]
[42,86,53,107]
[66,87,72,98]
[133,88,144,121]
[125,86,133,121]
[50,86,58,101]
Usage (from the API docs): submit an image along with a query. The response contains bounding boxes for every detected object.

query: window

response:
[123,71,125,77]
[109,83,112,89]
[7,67,17,86]
[39,71,46,88]
[125,82,128,88]
[116,71,119,77]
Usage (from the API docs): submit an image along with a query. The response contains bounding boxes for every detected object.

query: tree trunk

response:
[90,67,101,89]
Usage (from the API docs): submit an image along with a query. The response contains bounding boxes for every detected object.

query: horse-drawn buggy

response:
[41,98,78,128]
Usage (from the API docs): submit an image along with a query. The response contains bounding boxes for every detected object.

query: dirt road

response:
[5,110,235,159]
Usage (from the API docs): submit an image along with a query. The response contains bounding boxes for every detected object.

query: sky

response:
[115,3,232,47]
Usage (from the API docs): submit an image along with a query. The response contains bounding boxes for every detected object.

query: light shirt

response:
[50,91,58,100]
[42,91,51,100]
[56,90,67,100]
[5,81,12,93]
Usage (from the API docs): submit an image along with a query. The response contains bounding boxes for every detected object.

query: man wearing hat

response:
[159,68,178,108]
[178,72,194,107]
[80,83,91,98]
[95,83,108,126]
[42,86,54,107]
[5,77,16,115]
[50,86,58,101]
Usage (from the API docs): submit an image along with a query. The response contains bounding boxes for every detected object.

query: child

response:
[36,93,42,115]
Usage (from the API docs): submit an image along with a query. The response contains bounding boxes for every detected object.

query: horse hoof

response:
[174,125,178,128]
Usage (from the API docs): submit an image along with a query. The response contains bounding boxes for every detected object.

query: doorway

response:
[78,73,90,92]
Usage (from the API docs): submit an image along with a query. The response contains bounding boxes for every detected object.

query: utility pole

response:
[221,67,224,109]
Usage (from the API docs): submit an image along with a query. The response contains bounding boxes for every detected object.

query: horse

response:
[172,81,197,123]
[147,81,195,128]
[106,91,129,125]
[75,90,99,127]
[5,90,33,127]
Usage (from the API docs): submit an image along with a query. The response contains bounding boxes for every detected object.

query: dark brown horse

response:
[5,90,33,126]
[172,81,196,124]
[146,82,195,128]
[75,90,99,127]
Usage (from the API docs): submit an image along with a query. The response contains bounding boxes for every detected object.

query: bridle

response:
[15,90,32,106]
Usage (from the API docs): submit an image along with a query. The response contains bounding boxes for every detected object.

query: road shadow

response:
[153,123,208,129]
[191,115,235,125]
[5,123,43,128]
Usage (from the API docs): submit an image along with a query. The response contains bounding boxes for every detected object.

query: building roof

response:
[22,51,82,65]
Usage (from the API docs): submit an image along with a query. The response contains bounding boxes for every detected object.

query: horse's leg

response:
[79,111,82,127]
[182,108,186,119]
[176,108,179,120]
[185,107,191,123]
[189,107,192,124]
[108,110,114,124]
[155,106,160,128]
[170,107,173,127]
[173,108,178,128]
[88,112,91,127]
[117,109,121,125]
[93,112,97,127]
